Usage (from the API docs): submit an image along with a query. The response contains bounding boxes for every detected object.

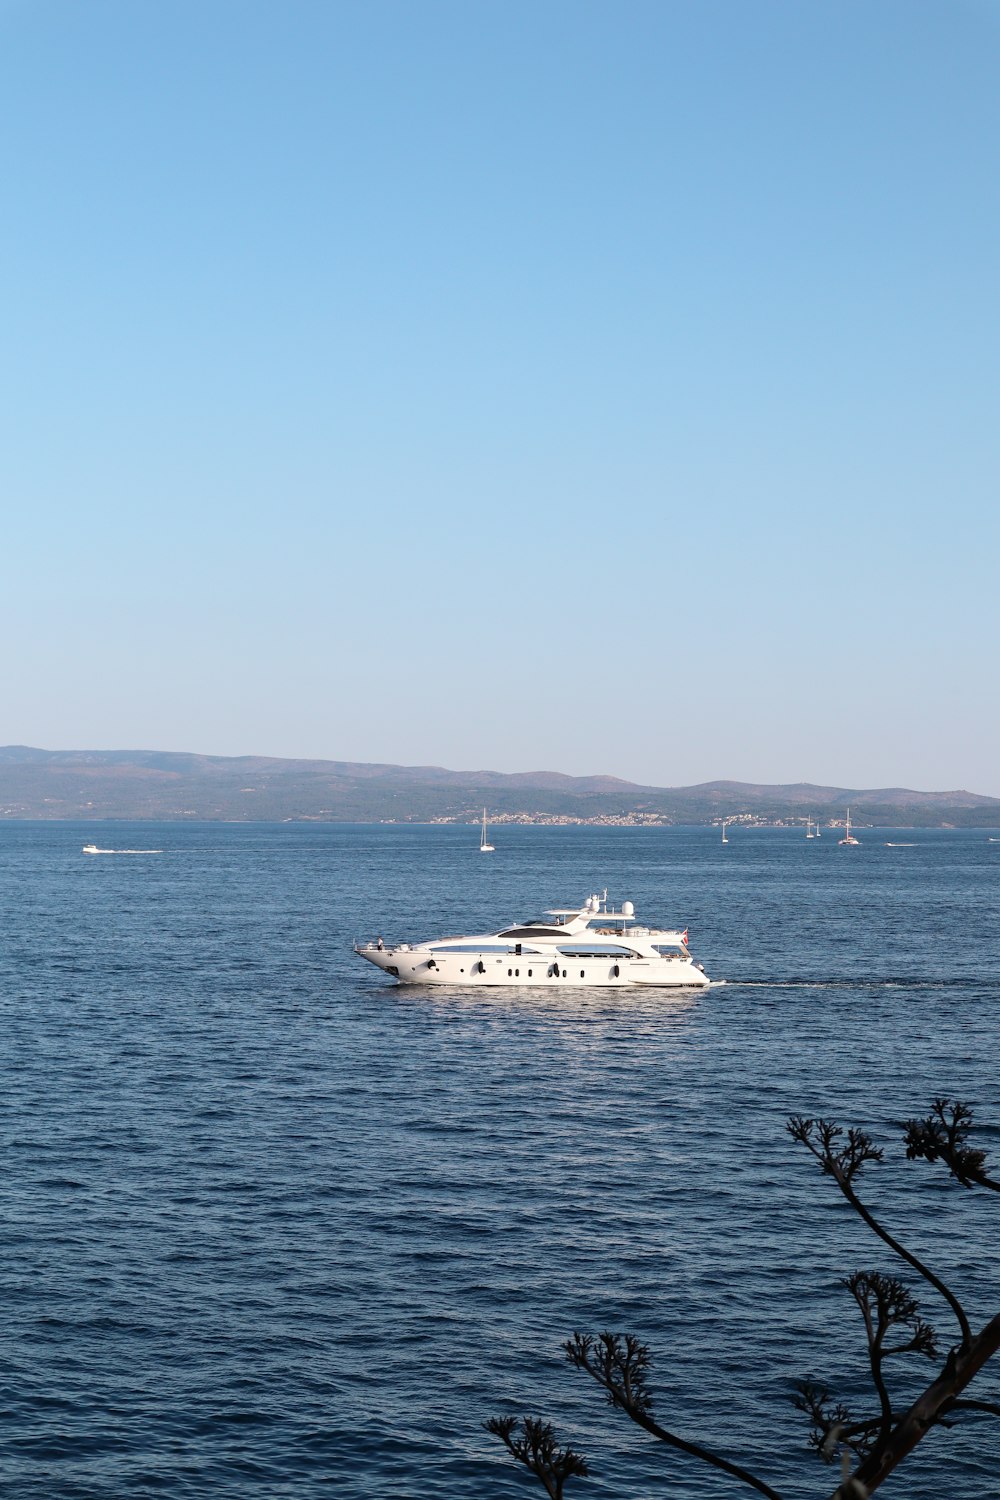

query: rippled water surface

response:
[2,822,999,1499]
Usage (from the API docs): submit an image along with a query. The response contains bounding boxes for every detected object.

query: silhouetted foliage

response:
[903,1097,1000,1191]
[488,1098,1000,1499]
[484,1416,588,1499]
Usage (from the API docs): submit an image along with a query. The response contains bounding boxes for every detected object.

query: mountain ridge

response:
[0,746,997,826]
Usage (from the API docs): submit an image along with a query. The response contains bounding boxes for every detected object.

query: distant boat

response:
[479,809,495,853]
[989,837,1000,843]
[721,820,729,844]
[806,816,815,839]
[838,809,861,847]
[885,843,916,848]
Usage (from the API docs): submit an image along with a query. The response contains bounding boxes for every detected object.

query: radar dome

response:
[622,900,635,917]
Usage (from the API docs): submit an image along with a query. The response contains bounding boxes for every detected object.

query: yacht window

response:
[558,945,631,958]
[498,925,566,939]
[431,944,514,954]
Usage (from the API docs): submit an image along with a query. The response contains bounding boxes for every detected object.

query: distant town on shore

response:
[1,746,998,828]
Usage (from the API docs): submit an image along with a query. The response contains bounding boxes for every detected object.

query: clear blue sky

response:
[2,0,998,792]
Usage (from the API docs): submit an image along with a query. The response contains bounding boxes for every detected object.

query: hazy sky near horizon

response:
[3,0,998,793]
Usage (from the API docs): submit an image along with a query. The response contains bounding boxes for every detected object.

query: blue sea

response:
[2,822,999,1499]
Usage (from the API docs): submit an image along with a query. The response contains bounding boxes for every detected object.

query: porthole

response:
[562,969,567,978]
[508,968,513,977]
[580,970,585,978]
[515,969,520,977]
[528,969,533,977]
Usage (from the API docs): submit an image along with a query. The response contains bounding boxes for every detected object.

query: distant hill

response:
[1,746,998,827]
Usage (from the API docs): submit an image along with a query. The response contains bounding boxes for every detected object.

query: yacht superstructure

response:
[355,892,710,988]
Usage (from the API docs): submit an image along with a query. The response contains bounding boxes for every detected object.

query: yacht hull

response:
[356,945,709,988]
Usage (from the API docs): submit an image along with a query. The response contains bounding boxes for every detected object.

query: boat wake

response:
[83,846,163,855]
[726,976,1000,991]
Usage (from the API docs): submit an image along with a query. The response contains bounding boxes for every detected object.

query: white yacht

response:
[479,808,495,852]
[355,892,710,988]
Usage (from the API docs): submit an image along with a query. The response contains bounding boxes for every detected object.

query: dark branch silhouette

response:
[840,1270,938,1450]
[487,1099,1000,1499]
[904,1097,1000,1192]
[565,1332,783,1500]
[792,1378,880,1460]
[483,1416,588,1499]
[787,1115,973,1348]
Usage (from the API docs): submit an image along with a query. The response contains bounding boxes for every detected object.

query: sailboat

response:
[806,816,815,839]
[838,808,861,846]
[479,808,495,853]
[721,820,729,844]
